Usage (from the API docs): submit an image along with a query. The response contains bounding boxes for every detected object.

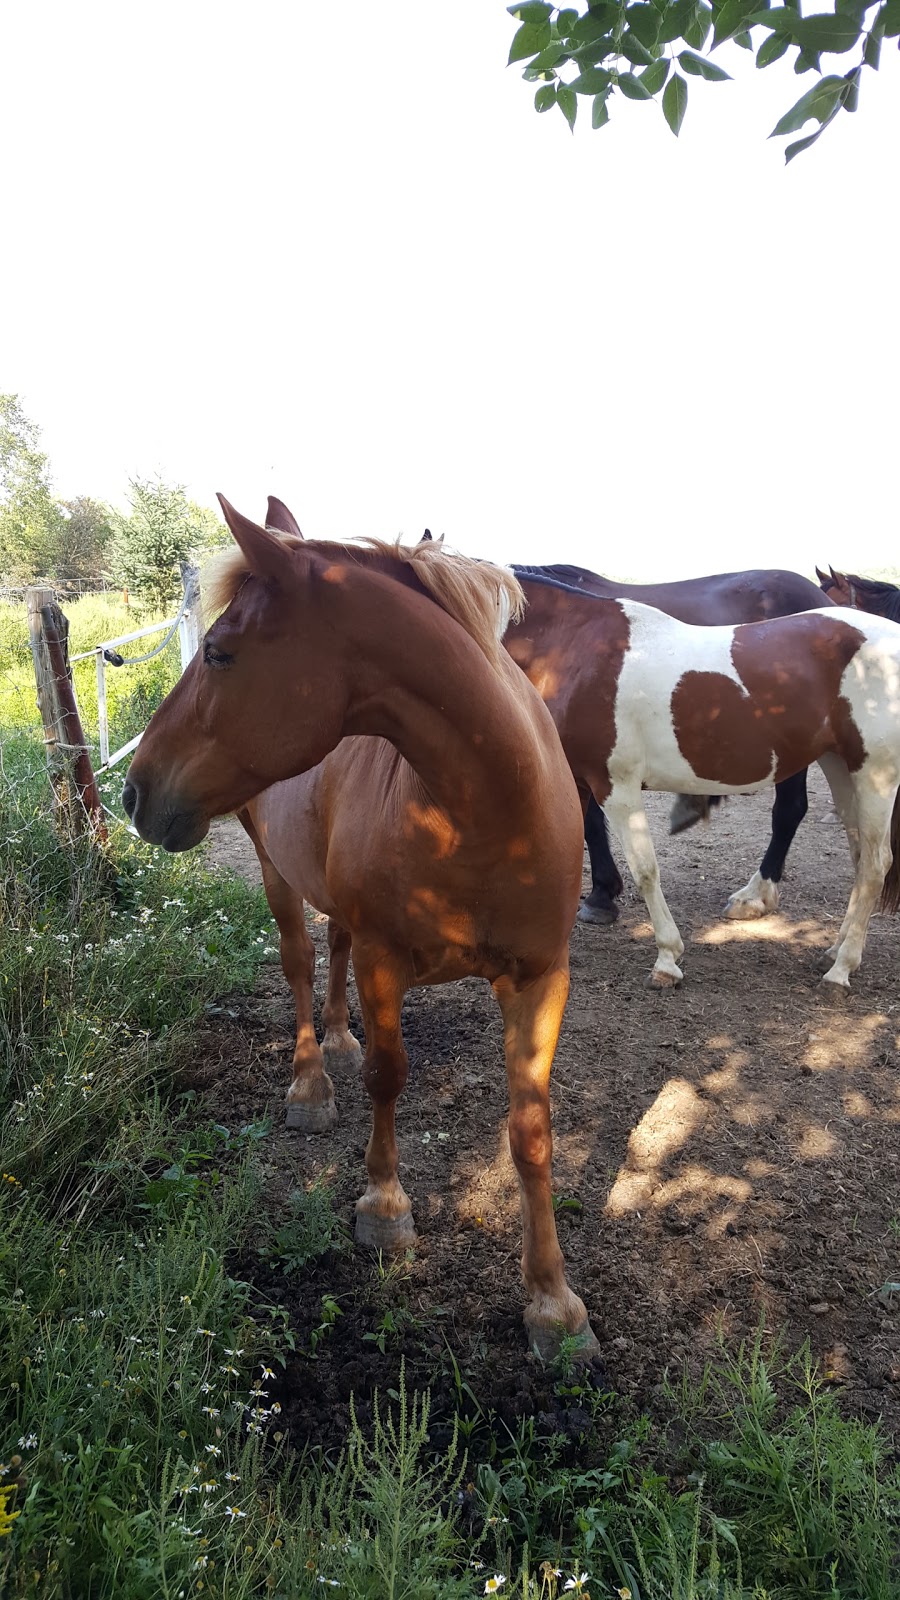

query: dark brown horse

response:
[818,565,900,622]
[123,498,595,1357]
[506,572,900,992]
[513,562,834,926]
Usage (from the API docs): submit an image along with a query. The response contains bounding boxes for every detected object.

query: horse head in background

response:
[817,565,900,623]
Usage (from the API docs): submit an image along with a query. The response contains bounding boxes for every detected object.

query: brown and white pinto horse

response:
[507,572,900,992]
[515,562,834,928]
[123,498,596,1358]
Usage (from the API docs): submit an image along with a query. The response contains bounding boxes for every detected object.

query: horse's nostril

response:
[122,781,137,819]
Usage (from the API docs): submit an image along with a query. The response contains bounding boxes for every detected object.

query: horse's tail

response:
[879,788,900,914]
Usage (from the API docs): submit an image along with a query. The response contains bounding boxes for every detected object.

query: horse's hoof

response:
[355,1208,416,1254]
[819,975,851,1001]
[527,1315,601,1365]
[577,900,619,927]
[646,969,683,990]
[285,1100,338,1132]
[723,896,768,922]
[322,1031,363,1069]
[810,940,839,966]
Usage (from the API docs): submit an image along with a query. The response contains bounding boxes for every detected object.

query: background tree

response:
[110,477,227,607]
[508,0,898,157]
[0,393,66,582]
[54,497,115,585]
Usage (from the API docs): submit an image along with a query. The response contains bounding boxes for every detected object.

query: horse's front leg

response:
[239,812,337,1131]
[820,779,897,993]
[352,947,416,1252]
[493,950,598,1361]
[601,784,685,987]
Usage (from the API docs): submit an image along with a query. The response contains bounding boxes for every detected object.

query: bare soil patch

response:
[191,771,900,1448]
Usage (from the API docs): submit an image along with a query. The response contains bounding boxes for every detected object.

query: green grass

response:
[2,668,900,1595]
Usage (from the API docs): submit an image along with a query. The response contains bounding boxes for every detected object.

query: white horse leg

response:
[820,778,895,992]
[818,753,862,961]
[602,787,685,988]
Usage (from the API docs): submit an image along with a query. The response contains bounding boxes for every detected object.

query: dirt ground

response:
[191,767,900,1447]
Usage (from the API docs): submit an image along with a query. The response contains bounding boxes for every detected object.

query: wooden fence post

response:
[26,585,107,843]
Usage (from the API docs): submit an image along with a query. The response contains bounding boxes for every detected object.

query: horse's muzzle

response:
[121,776,209,852]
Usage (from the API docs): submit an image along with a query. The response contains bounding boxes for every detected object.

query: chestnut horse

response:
[506,572,900,992]
[818,565,900,622]
[515,562,833,928]
[123,497,595,1357]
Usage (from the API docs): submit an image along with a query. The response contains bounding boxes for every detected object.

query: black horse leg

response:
[724,768,809,919]
[577,794,624,926]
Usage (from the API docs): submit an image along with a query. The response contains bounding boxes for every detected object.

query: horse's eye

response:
[203,641,234,669]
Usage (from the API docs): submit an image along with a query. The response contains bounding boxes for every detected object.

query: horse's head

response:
[122,496,352,850]
[817,565,854,605]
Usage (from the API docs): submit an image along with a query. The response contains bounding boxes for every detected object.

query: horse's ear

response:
[815,566,831,589]
[217,495,295,583]
[266,496,304,539]
[422,528,433,542]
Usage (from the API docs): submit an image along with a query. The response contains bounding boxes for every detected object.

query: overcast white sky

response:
[1,2,897,578]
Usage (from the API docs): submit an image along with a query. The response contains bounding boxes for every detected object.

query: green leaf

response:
[507,2,554,21]
[785,127,826,160]
[677,47,732,75]
[663,69,689,131]
[571,7,618,44]
[658,0,694,41]
[557,6,580,33]
[569,65,613,90]
[842,64,860,107]
[592,90,612,125]
[769,73,846,133]
[883,0,900,34]
[557,83,578,128]
[756,31,791,64]
[534,81,558,110]
[748,6,796,26]
[620,29,656,61]
[863,28,882,65]
[529,41,569,67]
[509,19,552,62]
[713,0,760,46]
[793,12,860,50]
[835,0,868,19]
[794,45,821,69]
[684,2,714,47]
[618,69,654,96]
[640,56,672,90]
[627,2,664,45]
[734,26,754,44]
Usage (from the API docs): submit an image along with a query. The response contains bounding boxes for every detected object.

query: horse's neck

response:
[341,597,541,829]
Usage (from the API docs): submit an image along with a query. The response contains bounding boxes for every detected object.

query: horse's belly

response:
[612,614,777,794]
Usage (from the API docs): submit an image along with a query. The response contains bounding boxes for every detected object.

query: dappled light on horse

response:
[123,496,596,1358]
[507,573,900,994]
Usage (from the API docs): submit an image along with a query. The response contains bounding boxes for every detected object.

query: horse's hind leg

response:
[602,784,685,987]
[493,948,597,1360]
[725,769,809,920]
[351,945,416,1252]
[577,792,623,927]
[238,811,337,1131]
[322,919,363,1073]
[820,775,895,992]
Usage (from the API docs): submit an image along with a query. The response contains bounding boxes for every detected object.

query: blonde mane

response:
[203,532,524,663]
